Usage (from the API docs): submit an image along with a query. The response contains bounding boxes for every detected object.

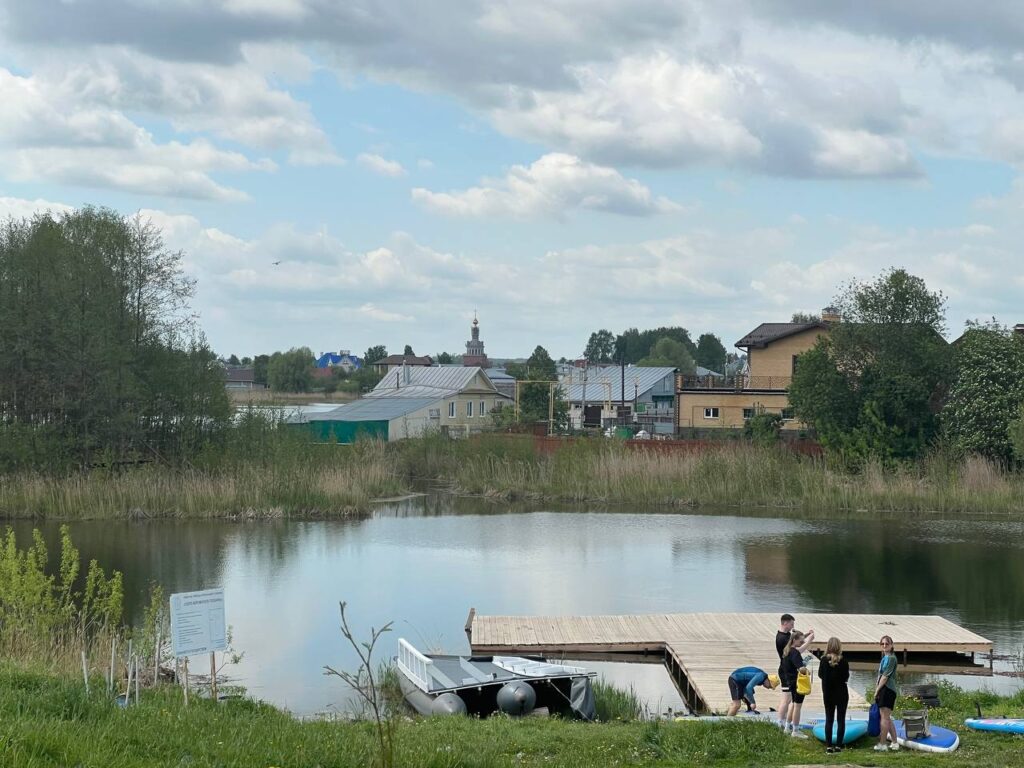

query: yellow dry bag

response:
[796,667,812,696]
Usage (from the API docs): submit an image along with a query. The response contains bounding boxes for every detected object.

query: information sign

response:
[170,588,227,657]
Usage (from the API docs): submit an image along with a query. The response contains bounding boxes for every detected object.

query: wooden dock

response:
[467,611,992,715]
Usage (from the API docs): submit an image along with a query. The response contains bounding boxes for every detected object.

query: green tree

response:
[583,330,615,363]
[507,346,557,422]
[694,333,727,372]
[267,347,314,392]
[942,321,1024,463]
[1010,404,1024,462]
[363,345,387,365]
[227,354,241,366]
[241,356,252,366]
[637,337,696,373]
[789,268,951,463]
[253,354,270,385]
[791,312,821,323]
[403,344,414,356]
[615,327,696,364]
[436,351,453,364]
[0,207,228,471]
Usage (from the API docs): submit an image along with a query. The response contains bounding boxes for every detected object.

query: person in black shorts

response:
[775,613,814,733]
[781,630,810,738]
[873,635,900,752]
[726,667,780,716]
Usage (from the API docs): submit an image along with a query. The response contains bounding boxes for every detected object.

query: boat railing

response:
[398,638,434,692]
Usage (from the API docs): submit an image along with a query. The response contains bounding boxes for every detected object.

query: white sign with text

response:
[170,588,227,657]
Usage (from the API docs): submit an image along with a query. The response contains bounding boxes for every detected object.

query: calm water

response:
[11,498,1024,715]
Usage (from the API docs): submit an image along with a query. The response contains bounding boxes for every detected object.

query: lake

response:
[11,497,1024,715]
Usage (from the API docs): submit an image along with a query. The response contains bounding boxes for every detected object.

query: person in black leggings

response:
[818,636,850,754]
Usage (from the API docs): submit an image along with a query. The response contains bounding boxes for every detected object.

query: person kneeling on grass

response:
[726,667,780,716]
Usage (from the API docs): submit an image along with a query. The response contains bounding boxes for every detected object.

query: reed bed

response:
[440,439,1024,516]
[5,429,1024,519]
[0,441,404,519]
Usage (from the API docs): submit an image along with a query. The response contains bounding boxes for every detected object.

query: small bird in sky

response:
[272,260,281,266]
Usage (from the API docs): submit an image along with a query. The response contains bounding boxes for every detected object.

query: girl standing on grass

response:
[873,635,900,752]
[819,636,850,754]
[781,630,809,738]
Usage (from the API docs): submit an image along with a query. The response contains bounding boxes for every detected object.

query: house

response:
[315,349,363,372]
[371,354,434,373]
[484,367,516,400]
[224,367,260,389]
[561,365,678,434]
[294,366,511,442]
[676,312,834,433]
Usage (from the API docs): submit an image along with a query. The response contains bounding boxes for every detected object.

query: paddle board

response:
[964,717,1024,735]
[894,720,959,753]
[811,719,869,745]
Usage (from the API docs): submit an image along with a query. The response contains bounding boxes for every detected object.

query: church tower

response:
[463,312,489,367]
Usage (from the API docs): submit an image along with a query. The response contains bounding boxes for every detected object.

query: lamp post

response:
[633,376,639,423]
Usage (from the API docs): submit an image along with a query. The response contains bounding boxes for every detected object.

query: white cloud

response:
[0,67,274,199]
[5,1,1024,180]
[412,153,683,217]
[357,153,407,177]
[0,195,75,220]
[358,303,415,322]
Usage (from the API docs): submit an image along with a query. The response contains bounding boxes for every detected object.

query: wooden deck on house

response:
[466,611,992,715]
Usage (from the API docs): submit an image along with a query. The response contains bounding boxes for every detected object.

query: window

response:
[448,401,455,418]
[703,407,720,419]
[742,407,754,420]
[479,400,486,417]
[792,354,800,375]
[467,401,473,417]
[781,408,795,421]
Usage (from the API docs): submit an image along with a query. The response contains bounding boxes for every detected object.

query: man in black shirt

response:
[776,613,814,734]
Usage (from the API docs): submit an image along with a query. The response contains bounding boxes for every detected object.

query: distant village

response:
[217,309,872,445]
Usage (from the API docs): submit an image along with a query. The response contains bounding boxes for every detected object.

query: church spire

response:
[464,311,488,367]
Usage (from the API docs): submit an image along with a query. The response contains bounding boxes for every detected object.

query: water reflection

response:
[6,502,1022,715]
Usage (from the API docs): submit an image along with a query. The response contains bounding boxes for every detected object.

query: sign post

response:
[170,588,227,705]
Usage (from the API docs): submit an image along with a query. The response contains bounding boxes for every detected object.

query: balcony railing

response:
[678,374,792,391]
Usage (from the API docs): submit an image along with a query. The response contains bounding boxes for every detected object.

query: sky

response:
[2,1,1024,360]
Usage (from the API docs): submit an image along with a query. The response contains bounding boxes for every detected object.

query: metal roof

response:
[560,366,676,402]
[368,366,497,399]
[735,322,827,349]
[305,398,439,422]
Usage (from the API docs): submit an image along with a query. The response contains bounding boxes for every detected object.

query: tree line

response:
[583,327,731,374]
[0,208,230,471]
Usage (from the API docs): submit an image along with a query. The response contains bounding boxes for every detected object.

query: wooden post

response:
[135,656,140,705]
[125,651,133,703]
[183,657,190,707]
[81,650,90,694]
[210,652,218,702]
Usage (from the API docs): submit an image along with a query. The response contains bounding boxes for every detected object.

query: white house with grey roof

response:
[293,366,511,443]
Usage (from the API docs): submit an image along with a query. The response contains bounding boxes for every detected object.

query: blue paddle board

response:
[812,720,869,745]
[894,720,959,752]
[965,717,1024,735]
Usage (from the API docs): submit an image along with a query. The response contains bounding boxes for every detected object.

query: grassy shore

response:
[2,666,1023,768]
[424,435,1024,516]
[4,430,1024,519]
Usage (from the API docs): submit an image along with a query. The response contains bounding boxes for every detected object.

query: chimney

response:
[821,306,841,324]
[403,364,411,385]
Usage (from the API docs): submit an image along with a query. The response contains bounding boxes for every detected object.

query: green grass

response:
[2,666,1023,767]
[593,678,647,721]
